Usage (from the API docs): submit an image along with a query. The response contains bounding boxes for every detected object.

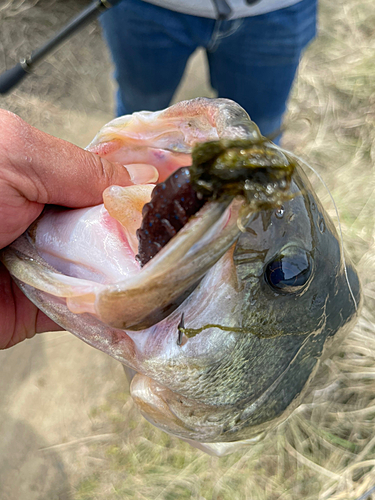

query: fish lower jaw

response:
[130,373,269,456]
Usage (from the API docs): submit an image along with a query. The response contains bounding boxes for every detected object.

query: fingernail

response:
[124,164,159,184]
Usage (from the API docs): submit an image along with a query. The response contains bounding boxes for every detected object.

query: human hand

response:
[0,110,158,349]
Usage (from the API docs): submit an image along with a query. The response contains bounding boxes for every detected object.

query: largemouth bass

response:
[1,98,361,456]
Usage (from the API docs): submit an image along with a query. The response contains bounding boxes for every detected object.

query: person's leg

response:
[207,0,317,141]
[100,0,201,116]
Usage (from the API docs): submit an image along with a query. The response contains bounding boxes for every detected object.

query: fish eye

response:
[265,247,312,294]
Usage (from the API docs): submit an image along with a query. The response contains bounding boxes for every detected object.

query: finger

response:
[36,310,63,335]
[0,111,158,209]
[0,262,62,349]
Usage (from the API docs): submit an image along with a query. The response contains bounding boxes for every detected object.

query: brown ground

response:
[0,1,374,499]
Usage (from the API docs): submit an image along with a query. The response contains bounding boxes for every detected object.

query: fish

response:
[1,98,361,456]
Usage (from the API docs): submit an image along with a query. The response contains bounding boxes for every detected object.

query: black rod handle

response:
[0,0,122,95]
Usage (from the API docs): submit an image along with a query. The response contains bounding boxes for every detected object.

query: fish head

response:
[1,98,361,455]
[128,160,361,453]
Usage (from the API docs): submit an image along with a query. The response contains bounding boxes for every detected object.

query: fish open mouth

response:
[99,136,296,330]
[115,137,297,328]
[1,98,295,333]
[2,138,296,333]
[0,96,297,338]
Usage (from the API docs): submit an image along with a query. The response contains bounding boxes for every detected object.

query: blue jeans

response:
[100,0,317,139]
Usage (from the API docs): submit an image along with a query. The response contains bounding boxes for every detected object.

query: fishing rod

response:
[0,0,122,95]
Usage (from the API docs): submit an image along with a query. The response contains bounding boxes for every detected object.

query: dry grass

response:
[1,0,375,499]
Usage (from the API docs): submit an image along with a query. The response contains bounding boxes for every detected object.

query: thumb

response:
[0,110,159,209]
